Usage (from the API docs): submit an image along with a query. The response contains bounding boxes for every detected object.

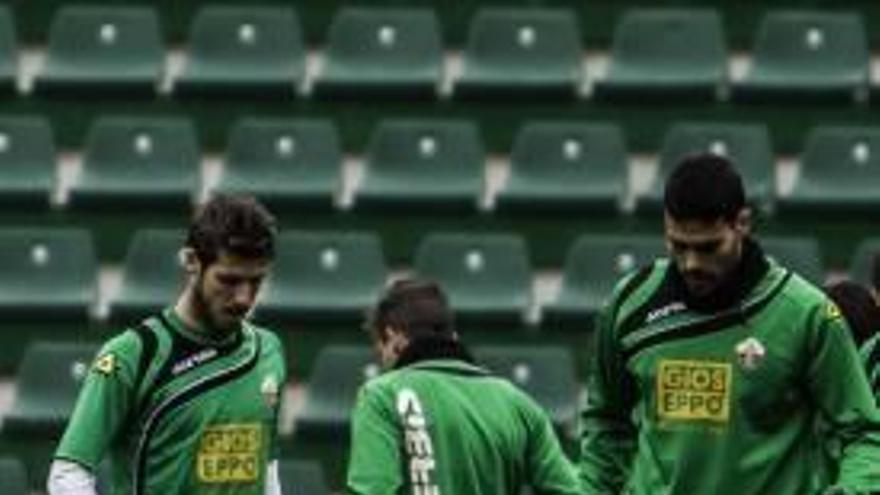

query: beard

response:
[192,274,242,336]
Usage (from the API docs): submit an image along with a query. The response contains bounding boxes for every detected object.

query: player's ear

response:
[735,207,752,236]
[180,247,201,276]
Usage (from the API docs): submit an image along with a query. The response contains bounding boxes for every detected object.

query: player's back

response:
[348,357,580,495]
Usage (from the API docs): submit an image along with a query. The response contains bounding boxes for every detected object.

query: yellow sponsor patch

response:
[657,360,731,423]
[92,354,116,375]
[197,424,262,483]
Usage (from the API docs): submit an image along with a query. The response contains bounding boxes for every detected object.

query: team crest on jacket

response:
[735,337,766,371]
[261,375,280,408]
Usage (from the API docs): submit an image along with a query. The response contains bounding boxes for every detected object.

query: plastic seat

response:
[542,234,664,329]
[313,8,442,99]
[0,116,57,210]
[494,122,626,214]
[256,232,387,324]
[34,6,163,97]
[0,6,18,96]
[413,233,531,326]
[455,8,583,100]
[215,118,341,212]
[848,238,880,286]
[355,119,484,213]
[638,123,775,214]
[295,345,378,440]
[734,11,869,103]
[0,457,27,495]
[175,6,305,98]
[762,236,823,284]
[0,228,96,323]
[3,342,100,435]
[779,126,880,216]
[108,229,184,323]
[473,345,579,438]
[594,9,726,102]
[278,459,331,495]
[68,117,199,211]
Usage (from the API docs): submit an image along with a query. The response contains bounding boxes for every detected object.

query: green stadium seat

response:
[638,123,775,214]
[473,345,579,439]
[175,6,305,98]
[256,232,386,324]
[734,11,869,103]
[847,238,880,286]
[355,119,484,213]
[312,8,442,99]
[0,228,96,323]
[0,116,57,210]
[542,234,664,330]
[413,233,531,327]
[0,457,27,495]
[68,117,199,211]
[594,9,726,102]
[214,118,341,212]
[295,345,378,440]
[494,122,626,214]
[2,342,99,435]
[279,459,331,495]
[779,126,880,216]
[0,7,18,96]
[455,8,583,100]
[108,229,184,323]
[762,236,823,284]
[34,6,164,97]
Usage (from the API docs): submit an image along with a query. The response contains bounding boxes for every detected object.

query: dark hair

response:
[664,152,746,223]
[186,193,278,265]
[364,278,455,341]
[871,251,880,293]
[824,280,880,347]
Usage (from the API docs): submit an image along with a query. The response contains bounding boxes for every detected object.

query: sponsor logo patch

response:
[197,423,261,483]
[657,359,731,423]
[92,354,116,375]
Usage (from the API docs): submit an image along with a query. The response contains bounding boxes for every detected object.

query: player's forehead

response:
[208,250,271,277]
[664,214,731,243]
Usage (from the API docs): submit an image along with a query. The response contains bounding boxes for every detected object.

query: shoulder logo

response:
[261,375,280,408]
[93,353,116,375]
[825,302,842,322]
[735,337,766,371]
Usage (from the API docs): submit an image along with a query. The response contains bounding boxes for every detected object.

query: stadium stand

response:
[0,5,17,96]
[0,116,56,210]
[848,238,880,286]
[279,459,331,495]
[413,233,532,327]
[214,118,342,212]
[174,6,306,99]
[0,456,28,495]
[455,8,583,100]
[494,121,627,214]
[594,8,726,102]
[256,231,387,324]
[313,7,443,99]
[734,11,870,104]
[33,6,164,97]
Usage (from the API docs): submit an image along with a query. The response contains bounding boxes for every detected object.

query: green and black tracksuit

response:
[580,238,880,495]
[346,338,582,494]
[54,308,286,495]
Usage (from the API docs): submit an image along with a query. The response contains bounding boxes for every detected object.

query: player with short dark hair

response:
[49,193,286,495]
[579,153,880,494]
[347,278,581,494]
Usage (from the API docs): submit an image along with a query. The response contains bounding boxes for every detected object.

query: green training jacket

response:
[580,247,880,495]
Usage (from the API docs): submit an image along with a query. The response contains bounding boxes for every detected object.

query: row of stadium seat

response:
[0,340,577,491]
[0,6,875,103]
[2,227,869,330]
[3,115,880,216]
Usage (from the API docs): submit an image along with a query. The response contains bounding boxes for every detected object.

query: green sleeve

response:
[262,329,287,462]
[579,299,637,494]
[859,334,880,404]
[54,331,140,470]
[346,383,403,495]
[806,302,880,494]
[524,398,582,494]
